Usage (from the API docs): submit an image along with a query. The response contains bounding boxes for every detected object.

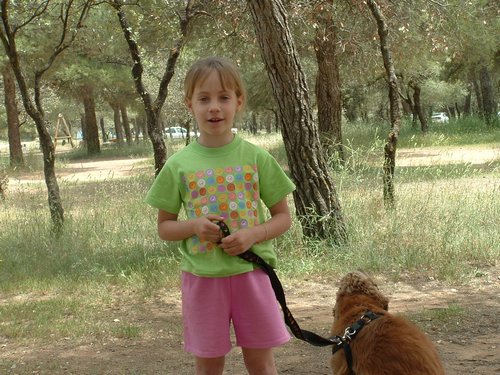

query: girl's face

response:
[186,70,243,148]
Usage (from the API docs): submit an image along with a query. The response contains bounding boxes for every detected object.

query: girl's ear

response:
[236,95,244,112]
[185,98,193,112]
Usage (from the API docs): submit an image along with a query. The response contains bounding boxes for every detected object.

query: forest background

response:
[0,1,499,374]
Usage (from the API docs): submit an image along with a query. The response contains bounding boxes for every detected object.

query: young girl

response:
[145,56,295,375]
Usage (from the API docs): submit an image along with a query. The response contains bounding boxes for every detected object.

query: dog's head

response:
[333,270,389,320]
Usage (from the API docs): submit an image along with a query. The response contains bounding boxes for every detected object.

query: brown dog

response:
[331,270,445,375]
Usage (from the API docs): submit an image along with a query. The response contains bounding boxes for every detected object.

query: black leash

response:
[215,220,383,374]
[215,220,342,348]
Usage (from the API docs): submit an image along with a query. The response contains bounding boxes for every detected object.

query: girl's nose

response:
[209,102,220,112]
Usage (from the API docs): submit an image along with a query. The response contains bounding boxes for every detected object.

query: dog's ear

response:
[382,297,389,311]
[369,288,389,311]
[332,305,339,320]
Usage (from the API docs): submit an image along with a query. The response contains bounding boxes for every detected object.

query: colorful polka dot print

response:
[182,164,261,253]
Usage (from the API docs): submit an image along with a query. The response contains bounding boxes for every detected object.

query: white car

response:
[431,113,449,123]
[165,126,199,139]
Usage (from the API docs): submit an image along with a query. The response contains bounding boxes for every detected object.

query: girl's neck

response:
[197,132,235,148]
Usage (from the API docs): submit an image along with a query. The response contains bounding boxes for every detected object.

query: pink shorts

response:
[181,269,290,358]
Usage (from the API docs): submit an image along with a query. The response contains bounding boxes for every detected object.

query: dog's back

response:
[331,271,445,375]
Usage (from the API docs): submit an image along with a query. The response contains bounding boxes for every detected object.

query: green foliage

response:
[2,0,497,144]
[421,79,467,111]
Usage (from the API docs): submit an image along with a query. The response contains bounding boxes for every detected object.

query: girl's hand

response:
[218,228,256,256]
[193,215,224,243]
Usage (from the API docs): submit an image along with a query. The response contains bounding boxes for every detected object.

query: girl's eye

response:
[198,97,208,102]
[221,95,230,101]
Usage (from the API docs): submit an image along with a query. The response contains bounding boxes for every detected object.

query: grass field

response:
[0,117,499,346]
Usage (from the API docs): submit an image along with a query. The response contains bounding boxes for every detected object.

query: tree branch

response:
[426,0,449,7]
[0,0,13,49]
[34,0,93,114]
[12,1,50,33]
[111,0,154,113]
[155,0,200,110]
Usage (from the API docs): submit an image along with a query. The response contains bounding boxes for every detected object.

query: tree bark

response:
[479,65,495,125]
[409,81,427,133]
[247,0,346,242]
[0,3,92,230]
[463,87,472,116]
[110,102,125,145]
[250,112,258,135]
[454,102,461,118]
[0,0,92,230]
[120,105,132,144]
[366,0,402,208]
[343,87,363,123]
[112,0,199,175]
[400,88,416,128]
[133,117,140,143]
[472,77,483,116]
[82,85,100,155]
[2,63,24,167]
[80,113,87,146]
[314,4,345,164]
[100,117,107,143]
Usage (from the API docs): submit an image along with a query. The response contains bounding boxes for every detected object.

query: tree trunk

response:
[367,0,402,208]
[100,117,108,143]
[472,77,483,116]
[0,0,92,231]
[120,105,133,144]
[448,106,456,119]
[1,49,64,232]
[343,87,364,123]
[314,4,345,164]
[247,0,346,242]
[264,111,272,134]
[111,103,125,145]
[112,0,197,174]
[133,117,140,143]
[82,85,100,155]
[463,88,472,116]
[2,63,24,167]
[400,88,416,128]
[36,115,64,230]
[454,102,461,118]
[250,112,258,135]
[479,65,495,125]
[410,82,427,133]
[138,113,148,139]
[80,114,87,146]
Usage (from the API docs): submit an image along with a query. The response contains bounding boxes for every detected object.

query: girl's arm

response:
[219,197,292,256]
[157,210,223,243]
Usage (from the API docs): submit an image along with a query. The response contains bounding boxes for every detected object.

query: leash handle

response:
[215,220,340,348]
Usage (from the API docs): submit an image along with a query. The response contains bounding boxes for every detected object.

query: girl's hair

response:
[184,57,246,105]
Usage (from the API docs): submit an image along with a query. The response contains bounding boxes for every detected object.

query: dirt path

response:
[8,157,151,187]
[397,144,500,166]
[1,267,499,374]
[5,144,500,188]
